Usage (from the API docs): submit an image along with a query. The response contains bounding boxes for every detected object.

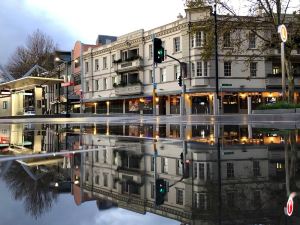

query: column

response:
[247,96,252,115]
[123,100,126,114]
[213,93,219,116]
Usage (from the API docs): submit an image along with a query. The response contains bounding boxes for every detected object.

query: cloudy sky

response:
[0,0,185,65]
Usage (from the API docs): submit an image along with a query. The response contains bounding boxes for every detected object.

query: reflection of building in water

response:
[71,124,299,224]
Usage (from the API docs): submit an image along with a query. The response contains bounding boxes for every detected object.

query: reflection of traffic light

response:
[154,38,165,64]
[178,75,182,87]
[155,178,167,205]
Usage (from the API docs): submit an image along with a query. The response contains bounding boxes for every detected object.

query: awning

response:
[0,76,64,91]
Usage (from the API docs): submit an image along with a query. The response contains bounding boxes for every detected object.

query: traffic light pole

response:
[152,35,157,116]
[166,54,186,116]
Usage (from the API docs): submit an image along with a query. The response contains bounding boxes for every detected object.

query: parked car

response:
[23,110,36,115]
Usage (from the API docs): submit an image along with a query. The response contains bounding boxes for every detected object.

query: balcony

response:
[114,82,143,96]
[266,73,300,87]
[113,56,143,73]
[191,77,209,86]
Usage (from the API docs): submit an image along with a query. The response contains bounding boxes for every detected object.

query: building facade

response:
[77,6,300,115]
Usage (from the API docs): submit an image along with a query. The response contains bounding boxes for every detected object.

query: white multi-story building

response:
[78,6,300,115]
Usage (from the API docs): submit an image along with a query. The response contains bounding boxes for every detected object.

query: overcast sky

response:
[0,0,185,65]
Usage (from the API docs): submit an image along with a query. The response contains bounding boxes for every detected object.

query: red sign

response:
[61,82,74,87]
[287,197,294,216]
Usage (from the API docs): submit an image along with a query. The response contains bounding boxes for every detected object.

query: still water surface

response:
[0,122,299,224]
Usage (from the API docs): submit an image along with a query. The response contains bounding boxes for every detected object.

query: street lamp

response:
[55,57,78,116]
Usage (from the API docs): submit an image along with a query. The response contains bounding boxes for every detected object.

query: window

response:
[227,192,235,207]
[95,80,99,91]
[85,172,89,182]
[177,159,183,175]
[86,81,89,92]
[103,173,108,187]
[95,151,99,162]
[176,189,184,205]
[194,162,207,180]
[203,62,208,76]
[95,175,100,184]
[174,37,180,52]
[150,182,154,198]
[3,101,8,109]
[103,150,107,163]
[191,62,195,77]
[162,157,168,173]
[103,57,107,69]
[227,162,234,178]
[149,44,153,59]
[121,51,128,61]
[253,160,261,177]
[175,65,180,80]
[160,68,167,82]
[103,78,107,90]
[149,70,153,83]
[85,61,89,73]
[272,65,280,74]
[249,32,256,48]
[151,156,154,171]
[224,61,231,77]
[111,54,115,67]
[250,62,257,77]
[196,61,202,77]
[192,31,205,47]
[95,59,99,70]
[223,32,231,47]
[194,193,207,210]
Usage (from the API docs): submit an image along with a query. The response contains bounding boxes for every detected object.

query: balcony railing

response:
[114,82,143,96]
[266,73,300,86]
[113,56,143,73]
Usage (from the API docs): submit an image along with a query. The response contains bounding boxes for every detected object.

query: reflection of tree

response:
[2,162,59,219]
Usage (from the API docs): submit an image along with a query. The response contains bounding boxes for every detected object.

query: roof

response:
[0,76,64,91]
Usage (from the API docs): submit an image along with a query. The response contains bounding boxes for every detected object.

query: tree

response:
[5,29,57,79]
[185,0,300,103]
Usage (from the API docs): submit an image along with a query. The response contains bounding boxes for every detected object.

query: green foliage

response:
[256,101,300,110]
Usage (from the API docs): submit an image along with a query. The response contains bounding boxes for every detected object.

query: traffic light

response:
[178,75,182,87]
[153,38,165,64]
[155,178,167,205]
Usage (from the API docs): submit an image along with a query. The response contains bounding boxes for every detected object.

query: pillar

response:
[213,93,219,116]
[247,96,252,115]
[123,100,126,114]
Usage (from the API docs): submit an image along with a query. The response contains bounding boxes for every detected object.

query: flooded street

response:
[0,122,299,224]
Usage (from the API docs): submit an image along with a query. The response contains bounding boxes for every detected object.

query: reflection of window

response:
[176,189,184,205]
[103,173,108,187]
[253,161,261,177]
[194,193,207,210]
[227,162,234,178]
[162,157,168,173]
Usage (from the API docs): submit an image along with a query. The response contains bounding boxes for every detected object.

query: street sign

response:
[287,197,294,216]
[278,24,288,43]
[221,83,232,87]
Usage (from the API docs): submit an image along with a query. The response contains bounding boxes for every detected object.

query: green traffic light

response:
[160,188,165,193]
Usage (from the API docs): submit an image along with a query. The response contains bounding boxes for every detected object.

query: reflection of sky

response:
[0,180,179,225]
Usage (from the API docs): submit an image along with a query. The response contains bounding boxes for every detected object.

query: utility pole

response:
[214,3,220,115]
[152,35,157,116]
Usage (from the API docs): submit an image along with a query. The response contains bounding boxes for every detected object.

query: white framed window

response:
[249,32,256,49]
[149,44,153,59]
[86,81,89,92]
[85,61,89,73]
[194,193,207,210]
[224,61,231,77]
[103,57,107,69]
[196,61,202,77]
[95,80,99,91]
[250,62,257,77]
[175,65,180,80]
[194,162,210,180]
[95,59,99,71]
[174,37,180,52]
[160,68,166,82]
[2,101,8,109]
[176,189,184,205]
[162,157,168,173]
[111,54,115,67]
[223,32,231,48]
[192,31,205,47]
[103,78,107,90]
[191,62,195,77]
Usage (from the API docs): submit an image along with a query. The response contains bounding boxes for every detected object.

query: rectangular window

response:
[150,182,154,198]
[103,57,107,69]
[253,160,261,177]
[103,173,108,187]
[95,59,99,71]
[111,54,115,67]
[162,157,168,173]
[121,51,128,61]
[86,81,89,92]
[195,31,202,47]
[85,172,89,182]
[160,68,166,82]
[249,32,256,49]
[191,62,195,77]
[103,150,107,163]
[227,162,234,178]
[149,44,153,59]
[3,101,8,109]
[196,61,202,77]
[250,62,257,77]
[194,193,207,210]
[174,37,180,52]
[176,189,184,205]
[223,32,231,47]
[151,156,154,171]
[177,159,183,175]
[85,61,89,73]
[203,61,208,76]
[103,78,108,90]
[175,65,180,80]
[224,61,231,77]
[149,70,153,83]
[95,175,99,185]
[95,151,99,162]
[95,80,99,91]
[194,162,198,178]
[199,163,205,179]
